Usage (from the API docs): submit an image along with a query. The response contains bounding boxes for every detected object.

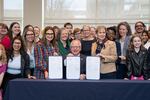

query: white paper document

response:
[86,56,100,80]
[66,57,80,79]
[48,56,63,79]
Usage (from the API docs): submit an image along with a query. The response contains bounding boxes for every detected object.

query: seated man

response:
[66,39,86,80]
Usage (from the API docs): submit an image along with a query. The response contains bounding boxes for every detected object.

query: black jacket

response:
[147,47,150,73]
[126,48,149,79]
[63,54,86,79]
[21,53,31,77]
[8,52,30,78]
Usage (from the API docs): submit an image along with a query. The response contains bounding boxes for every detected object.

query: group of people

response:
[0,21,150,98]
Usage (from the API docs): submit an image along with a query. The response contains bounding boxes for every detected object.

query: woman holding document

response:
[34,26,58,79]
[91,26,117,79]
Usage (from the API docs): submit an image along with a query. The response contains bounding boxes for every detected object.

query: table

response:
[4,79,150,100]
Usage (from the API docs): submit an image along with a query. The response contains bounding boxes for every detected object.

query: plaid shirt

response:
[34,41,58,71]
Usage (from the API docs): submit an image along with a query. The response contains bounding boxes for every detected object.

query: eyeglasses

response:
[83,30,90,32]
[14,42,21,44]
[135,25,144,28]
[26,34,34,36]
[71,46,81,49]
[46,33,54,35]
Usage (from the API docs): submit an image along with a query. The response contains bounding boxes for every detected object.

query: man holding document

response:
[66,39,86,80]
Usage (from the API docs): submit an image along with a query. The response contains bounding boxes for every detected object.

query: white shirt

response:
[7,55,21,74]
[144,40,150,50]
[120,40,124,56]
[27,46,35,68]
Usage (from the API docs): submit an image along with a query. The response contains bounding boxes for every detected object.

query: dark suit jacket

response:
[63,54,86,79]
[80,54,86,74]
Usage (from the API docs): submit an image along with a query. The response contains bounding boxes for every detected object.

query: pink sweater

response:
[0,64,7,74]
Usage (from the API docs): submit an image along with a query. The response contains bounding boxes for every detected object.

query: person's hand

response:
[124,78,129,80]
[67,53,74,56]
[99,54,105,59]
[96,53,100,56]
[44,71,48,79]
[119,56,126,61]
[96,53,105,61]
[97,53,105,59]
[28,75,36,79]
[53,52,58,56]
[80,74,86,80]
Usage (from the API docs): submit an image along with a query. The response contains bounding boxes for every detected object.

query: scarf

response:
[57,39,70,56]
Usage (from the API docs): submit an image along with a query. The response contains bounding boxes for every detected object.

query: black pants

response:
[30,68,35,76]
[1,72,22,97]
[116,63,127,79]
[100,72,116,79]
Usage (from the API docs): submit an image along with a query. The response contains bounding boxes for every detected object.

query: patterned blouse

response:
[34,41,58,71]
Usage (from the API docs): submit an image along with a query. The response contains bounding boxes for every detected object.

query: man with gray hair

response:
[67,39,86,80]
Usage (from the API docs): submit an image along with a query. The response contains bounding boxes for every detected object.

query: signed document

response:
[86,56,100,80]
[48,56,63,79]
[66,57,80,79]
